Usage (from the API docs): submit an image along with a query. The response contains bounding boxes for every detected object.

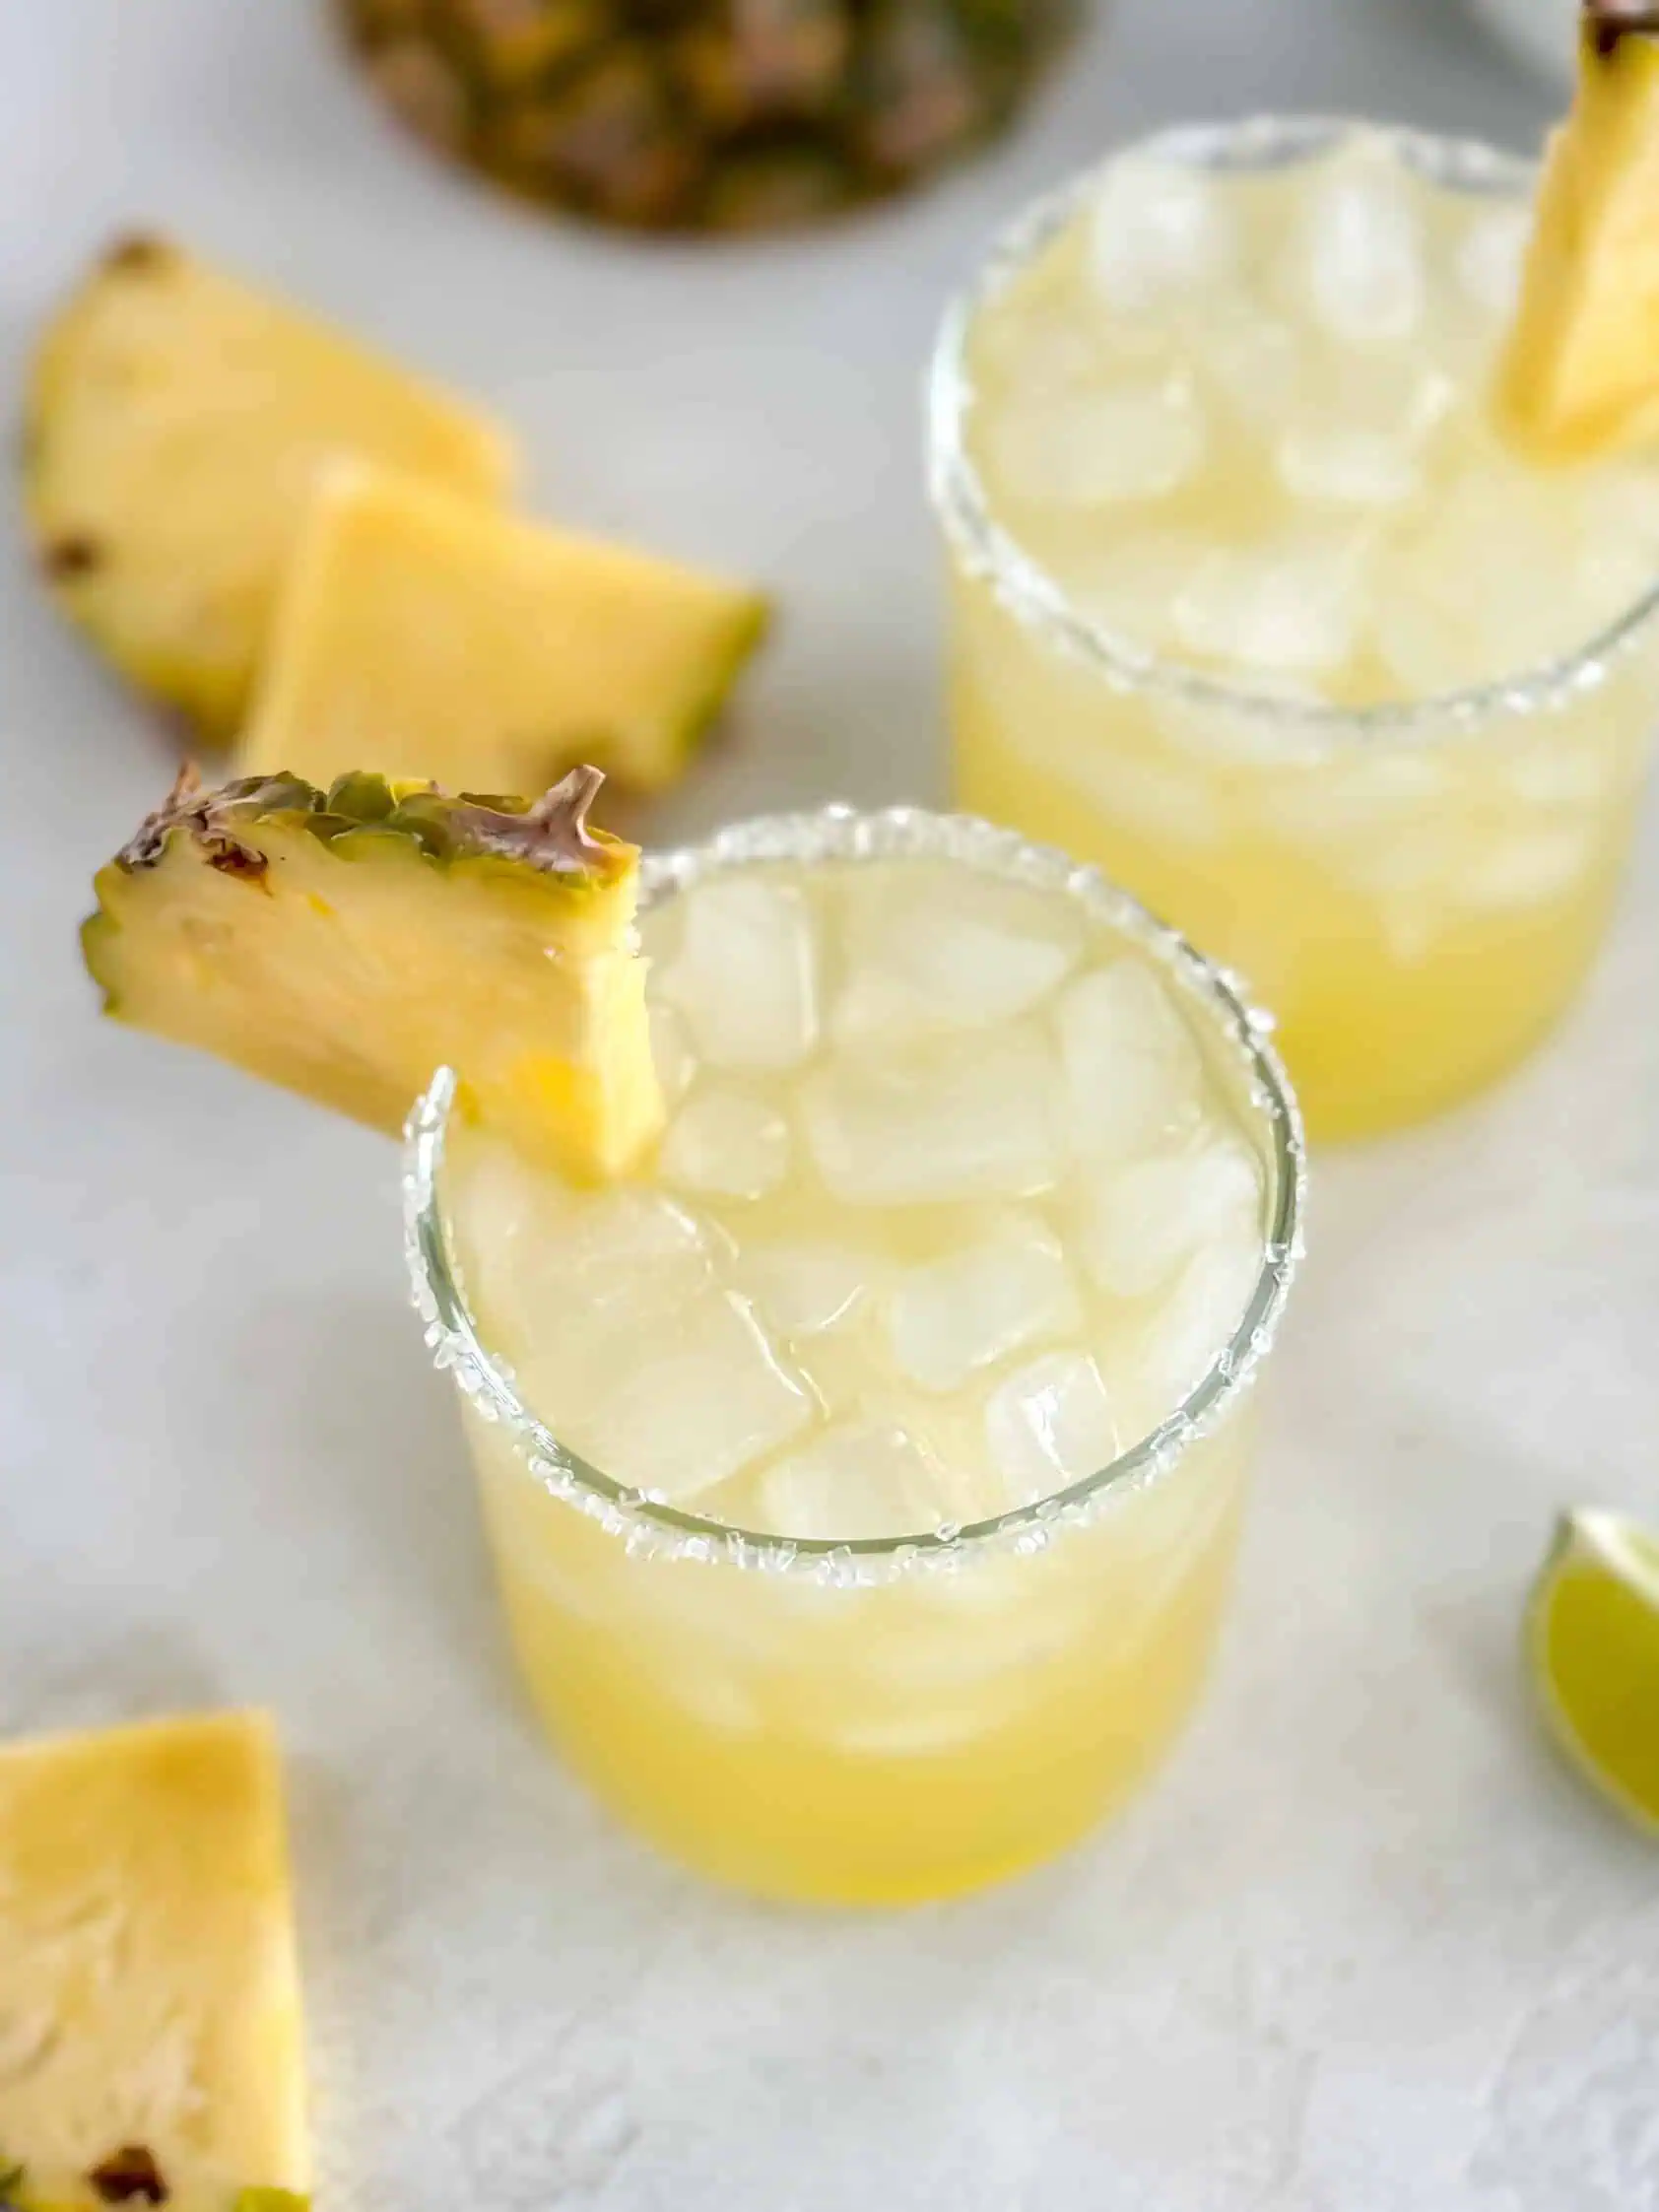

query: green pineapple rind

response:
[81,763,627,1018]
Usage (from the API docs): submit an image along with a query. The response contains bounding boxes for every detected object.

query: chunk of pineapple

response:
[81,763,661,1179]
[1497,10,1659,458]
[25,236,514,736]
[0,1712,306,2212]
[235,461,769,794]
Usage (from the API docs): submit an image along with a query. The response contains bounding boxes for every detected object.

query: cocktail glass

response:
[405,808,1304,1905]
[932,119,1659,1139]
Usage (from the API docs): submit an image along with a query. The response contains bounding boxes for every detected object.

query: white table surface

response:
[4,4,1658,2207]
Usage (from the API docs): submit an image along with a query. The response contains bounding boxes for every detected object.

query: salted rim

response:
[403,806,1306,1586]
[928,112,1659,743]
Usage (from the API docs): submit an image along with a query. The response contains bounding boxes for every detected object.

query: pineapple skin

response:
[0,1712,306,2212]
[1497,18,1659,459]
[233,462,770,795]
[24,236,516,740]
[332,0,1072,234]
[82,765,663,1181]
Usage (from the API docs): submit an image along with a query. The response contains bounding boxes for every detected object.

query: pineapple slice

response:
[1497,6,1659,458]
[234,461,769,795]
[24,235,515,738]
[0,1712,306,2212]
[82,763,662,1178]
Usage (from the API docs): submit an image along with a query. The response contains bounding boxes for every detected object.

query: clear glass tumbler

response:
[931,119,1659,1141]
[405,809,1304,1905]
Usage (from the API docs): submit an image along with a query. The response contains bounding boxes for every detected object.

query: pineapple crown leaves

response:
[443,765,619,875]
[114,762,625,885]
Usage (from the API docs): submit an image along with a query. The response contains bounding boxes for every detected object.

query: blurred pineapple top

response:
[333,0,1072,233]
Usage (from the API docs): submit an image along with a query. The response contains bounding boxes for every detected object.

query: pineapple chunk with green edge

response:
[82,762,663,1180]
[0,1714,306,2212]
[0,2176,305,2212]
[24,235,515,739]
[1496,6,1659,459]
[233,461,769,796]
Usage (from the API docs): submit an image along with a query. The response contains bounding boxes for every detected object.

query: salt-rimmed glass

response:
[930,117,1659,1141]
[405,806,1305,1904]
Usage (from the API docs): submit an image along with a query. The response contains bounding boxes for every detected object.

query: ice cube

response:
[1056,961,1207,1164]
[1089,157,1236,312]
[1277,422,1422,507]
[831,864,1082,1049]
[1066,527,1208,655]
[567,1289,814,1505]
[1041,738,1225,849]
[988,373,1208,507]
[1175,532,1368,678]
[984,1351,1121,1505]
[802,1024,1062,1205]
[736,1240,878,1338]
[1573,468,1659,624]
[753,1422,949,1541]
[1080,1134,1264,1300]
[1294,145,1426,347]
[1155,684,1331,768]
[983,310,1106,397]
[448,1138,713,1361]
[1371,589,1485,699]
[660,1084,790,1202]
[1124,1239,1263,1425]
[1500,727,1622,809]
[658,876,819,1071]
[1456,828,1595,913]
[1206,310,1306,432]
[1389,457,1594,678]
[885,1211,1082,1395]
[1456,204,1530,316]
[1268,747,1454,849]
[648,1000,697,1106]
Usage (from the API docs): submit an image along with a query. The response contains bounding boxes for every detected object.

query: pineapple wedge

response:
[234,462,768,795]
[0,1712,306,2212]
[1497,6,1659,458]
[82,763,662,1179]
[25,235,515,738]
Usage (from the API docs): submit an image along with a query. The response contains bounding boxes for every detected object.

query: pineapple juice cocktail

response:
[407,811,1302,1904]
[933,120,1659,1139]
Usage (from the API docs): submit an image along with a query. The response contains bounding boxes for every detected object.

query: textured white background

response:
[4,3,1658,2206]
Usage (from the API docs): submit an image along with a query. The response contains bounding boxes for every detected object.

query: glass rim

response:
[402,804,1306,1586]
[927,111,1659,744]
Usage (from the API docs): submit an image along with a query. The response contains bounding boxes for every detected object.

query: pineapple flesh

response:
[0,1712,306,2212]
[234,462,769,795]
[331,0,1071,233]
[1497,5,1659,458]
[25,236,515,738]
[82,764,662,1179]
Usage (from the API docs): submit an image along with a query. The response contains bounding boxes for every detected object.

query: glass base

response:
[495,1523,1237,1906]
[470,1409,1251,1906]
[956,728,1635,1145]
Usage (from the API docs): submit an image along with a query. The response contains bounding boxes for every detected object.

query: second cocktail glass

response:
[932,118,1659,1140]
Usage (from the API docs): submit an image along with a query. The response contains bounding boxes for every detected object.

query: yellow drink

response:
[934,122,1659,1139]
[407,810,1303,1904]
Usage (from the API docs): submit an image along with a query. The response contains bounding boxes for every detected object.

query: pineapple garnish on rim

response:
[82,763,662,1180]
[25,235,514,739]
[234,461,769,796]
[1497,2,1659,459]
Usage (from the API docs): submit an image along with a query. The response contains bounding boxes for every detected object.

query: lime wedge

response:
[1528,1507,1659,1835]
